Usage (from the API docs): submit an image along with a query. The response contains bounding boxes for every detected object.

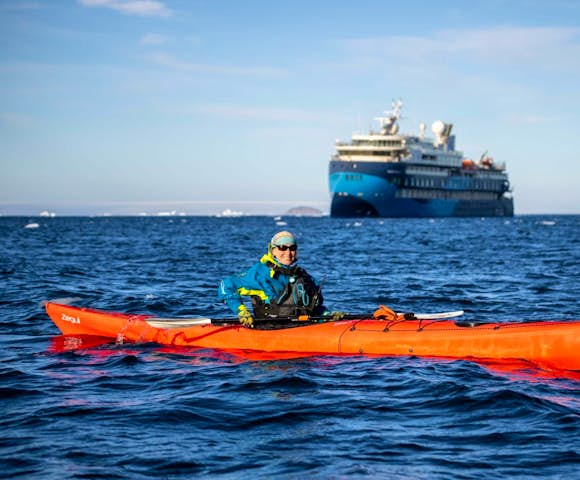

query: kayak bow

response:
[45,302,580,371]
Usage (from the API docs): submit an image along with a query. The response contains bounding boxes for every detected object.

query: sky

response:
[1,0,579,216]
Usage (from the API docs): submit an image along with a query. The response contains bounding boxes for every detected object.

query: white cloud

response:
[189,104,334,123]
[140,33,169,45]
[342,26,580,72]
[146,52,287,78]
[78,0,171,18]
[0,2,42,11]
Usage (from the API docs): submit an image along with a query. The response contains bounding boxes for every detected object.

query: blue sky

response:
[1,0,579,215]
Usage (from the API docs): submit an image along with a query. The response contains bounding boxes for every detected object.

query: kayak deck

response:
[45,302,580,371]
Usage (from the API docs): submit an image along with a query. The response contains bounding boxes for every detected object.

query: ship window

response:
[345,173,363,181]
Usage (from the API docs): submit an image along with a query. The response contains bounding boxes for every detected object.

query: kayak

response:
[45,302,580,371]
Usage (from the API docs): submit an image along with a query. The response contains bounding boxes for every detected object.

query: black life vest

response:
[251,263,323,318]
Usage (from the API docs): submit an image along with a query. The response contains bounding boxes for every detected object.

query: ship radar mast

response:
[375,99,403,135]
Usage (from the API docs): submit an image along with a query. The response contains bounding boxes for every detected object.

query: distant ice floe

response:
[539,220,556,226]
[135,211,187,217]
[217,208,244,218]
[39,211,56,217]
[24,222,40,229]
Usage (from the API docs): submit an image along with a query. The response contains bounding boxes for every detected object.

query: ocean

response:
[1,215,579,479]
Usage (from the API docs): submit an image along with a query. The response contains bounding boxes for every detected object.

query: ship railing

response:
[331,154,402,162]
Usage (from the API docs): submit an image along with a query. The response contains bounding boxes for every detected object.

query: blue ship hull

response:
[329,164,514,218]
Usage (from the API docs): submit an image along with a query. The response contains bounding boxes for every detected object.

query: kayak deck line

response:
[145,318,214,328]
[44,302,580,372]
[144,310,465,329]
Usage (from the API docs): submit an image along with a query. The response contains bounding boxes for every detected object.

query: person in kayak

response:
[218,231,338,327]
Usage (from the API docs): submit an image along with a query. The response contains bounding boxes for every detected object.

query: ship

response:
[329,101,514,217]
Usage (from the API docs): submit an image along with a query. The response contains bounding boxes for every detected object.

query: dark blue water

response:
[1,215,579,479]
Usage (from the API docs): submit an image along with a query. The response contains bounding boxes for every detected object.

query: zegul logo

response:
[61,313,80,324]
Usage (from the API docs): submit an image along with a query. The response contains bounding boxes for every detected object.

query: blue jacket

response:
[218,253,325,316]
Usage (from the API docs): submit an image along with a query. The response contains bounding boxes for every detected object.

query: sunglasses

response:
[274,244,297,251]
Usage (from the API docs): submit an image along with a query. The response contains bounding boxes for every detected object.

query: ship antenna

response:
[376,99,403,134]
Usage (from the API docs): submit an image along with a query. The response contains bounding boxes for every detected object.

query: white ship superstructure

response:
[329,101,514,217]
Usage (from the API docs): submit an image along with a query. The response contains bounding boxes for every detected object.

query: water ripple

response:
[0,216,578,479]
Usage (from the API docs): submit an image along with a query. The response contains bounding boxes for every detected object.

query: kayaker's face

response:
[272,244,297,266]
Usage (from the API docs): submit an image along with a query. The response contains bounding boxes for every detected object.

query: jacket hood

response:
[260,252,297,272]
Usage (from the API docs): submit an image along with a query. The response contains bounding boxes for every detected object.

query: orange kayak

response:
[45,302,580,371]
